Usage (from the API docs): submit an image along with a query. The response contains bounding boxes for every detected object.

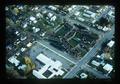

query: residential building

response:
[8,56,20,66]
[107,40,115,48]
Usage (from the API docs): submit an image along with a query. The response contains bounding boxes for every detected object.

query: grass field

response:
[56,26,71,37]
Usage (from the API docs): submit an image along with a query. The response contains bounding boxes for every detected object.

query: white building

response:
[50,15,57,21]
[32,53,64,79]
[92,20,96,24]
[36,13,43,18]
[15,52,20,56]
[34,28,40,33]
[27,42,32,47]
[103,63,113,73]
[30,16,36,21]
[68,7,72,12]
[96,55,101,58]
[80,73,88,79]
[18,64,27,71]
[85,10,96,18]
[91,60,100,67]
[8,56,20,66]
[41,32,46,37]
[21,47,26,52]
[107,40,115,48]
[83,13,91,18]
[20,36,27,41]
[108,10,114,18]
[30,16,37,23]
[82,6,89,9]
[23,23,28,28]
[48,6,57,10]
[15,31,20,36]
[32,27,40,33]
[48,12,53,18]
[74,11,80,16]
[102,26,109,31]
[78,17,85,22]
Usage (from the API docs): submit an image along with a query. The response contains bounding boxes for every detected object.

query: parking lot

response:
[28,41,75,71]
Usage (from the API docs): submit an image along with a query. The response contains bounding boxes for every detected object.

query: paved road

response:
[33,41,76,65]
[43,6,115,78]
[84,64,111,79]
[63,25,114,78]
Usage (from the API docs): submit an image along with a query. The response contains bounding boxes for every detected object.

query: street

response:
[63,25,114,78]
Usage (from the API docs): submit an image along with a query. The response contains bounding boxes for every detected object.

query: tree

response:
[24,56,36,74]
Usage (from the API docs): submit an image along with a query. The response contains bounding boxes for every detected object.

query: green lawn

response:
[68,39,78,48]
[56,26,71,37]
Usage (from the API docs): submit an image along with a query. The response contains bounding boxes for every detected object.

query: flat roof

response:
[8,56,20,66]
[103,63,113,73]
[33,53,64,79]
[91,60,100,67]
[107,40,115,48]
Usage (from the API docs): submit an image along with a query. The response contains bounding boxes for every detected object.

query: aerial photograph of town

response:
[6,5,115,79]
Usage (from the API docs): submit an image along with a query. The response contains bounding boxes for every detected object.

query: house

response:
[102,26,109,31]
[85,10,96,18]
[107,40,115,48]
[82,6,89,9]
[23,23,28,28]
[35,28,40,33]
[32,27,40,33]
[103,63,113,73]
[34,7,39,10]
[41,32,46,37]
[32,53,64,79]
[74,11,80,16]
[30,16,36,21]
[27,42,32,47]
[48,12,53,18]
[21,47,26,52]
[18,64,27,71]
[15,31,20,36]
[71,5,77,8]
[108,10,114,18]
[30,16,37,23]
[96,55,101,58]
[20,36,27,41]
[48,6,57,10]
[15,52,20,56]
[42,10,47,14]
[86,10,94,15]
[36,13,43,18]
[8,56,20,66]
[50,15,57,21]
[92,20,96,24]
[83,13,91,18]
[78,17,85,22]
[91,60,100,67]
[80,73,88,79]
[67,7,72,12]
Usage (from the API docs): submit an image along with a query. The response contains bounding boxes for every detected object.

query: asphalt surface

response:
[63,25,114,78]
[33,40,78,64]
[29,41,74,70]
[43,6,115,78]
[84,64,111,79]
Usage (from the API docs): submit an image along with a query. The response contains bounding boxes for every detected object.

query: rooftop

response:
[107,40,115,48]
[103,63,113,73]
[8,56,20,66]
[33,53,64,79]
[80,73,88,79]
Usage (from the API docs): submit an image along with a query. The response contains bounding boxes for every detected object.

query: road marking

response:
[33,41,76,65]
